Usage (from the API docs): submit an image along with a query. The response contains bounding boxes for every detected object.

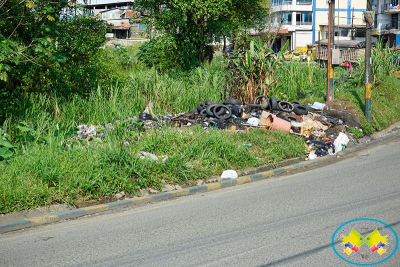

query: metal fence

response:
[316,47,362,62]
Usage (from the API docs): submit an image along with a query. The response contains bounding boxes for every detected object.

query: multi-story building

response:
[78,0,146,39]
[81,0,134,16]
[270,0,313,53]
[374,0,400,47]
[314,0,367,43]
[271,0,368,52]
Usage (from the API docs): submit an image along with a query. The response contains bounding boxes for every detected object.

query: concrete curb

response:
[1,130,400,234]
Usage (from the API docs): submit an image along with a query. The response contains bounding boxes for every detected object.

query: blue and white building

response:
[271,0,368,52]
[270,0,313,53]
[374,0,400,47]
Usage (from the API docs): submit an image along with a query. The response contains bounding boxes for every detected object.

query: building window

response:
[391,13,399,29]
[282,12,292,25]
[296,0,312,5]
[340,29,349,37]
[296,12,312,25]
[272,0,293,5]
[355,28,366,38]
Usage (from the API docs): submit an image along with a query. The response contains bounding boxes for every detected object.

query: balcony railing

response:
[296,21,312,25]
[272,0,292,6]
[272,0,311,6]
[381,3,400,13]
[379,22,400,32]
[296,0,312,5]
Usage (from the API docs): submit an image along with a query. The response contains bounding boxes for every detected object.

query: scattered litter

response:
[308,151,318,160]
[270,115,291,132]
[185,162,194,168]
[334,132,350,154]
[196,179,204,186]
[310,102,326,110]
[247,117,260,126]
[221,170,238,180]
[77,124,97,139]
[137,151,159,161]
[72,96,357,162]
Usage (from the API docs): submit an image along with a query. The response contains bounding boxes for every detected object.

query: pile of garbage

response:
[75,95,354,160]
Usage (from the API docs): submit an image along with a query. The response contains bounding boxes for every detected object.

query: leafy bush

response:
[0,128,14,161]
[137,35,179,70]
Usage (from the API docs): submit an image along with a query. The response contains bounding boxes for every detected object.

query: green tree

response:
[0,1,109,95]
[135,0,269,69]
[0,1,110,121]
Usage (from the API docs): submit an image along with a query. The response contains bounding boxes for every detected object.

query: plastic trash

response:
[247,117,260,126]
[137,151,159,161]
[307,151,318,160]
[221,170,238,179]
[311,102,326,110]
[333,132,350,153]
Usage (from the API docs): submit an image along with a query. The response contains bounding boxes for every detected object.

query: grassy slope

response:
[2,47,399,214]
[337,76,400,133]
[0,50,306,214]
[0,127,305,213]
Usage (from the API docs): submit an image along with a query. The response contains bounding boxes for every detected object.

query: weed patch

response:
[0,127,305,213]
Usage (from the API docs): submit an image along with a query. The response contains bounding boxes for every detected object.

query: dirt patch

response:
[323,99,362,127]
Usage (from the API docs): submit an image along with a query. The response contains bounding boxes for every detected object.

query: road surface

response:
[1,137,400,266]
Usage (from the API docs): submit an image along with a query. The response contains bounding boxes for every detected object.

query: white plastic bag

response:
[334,132,349,153]
[221,170,238,180]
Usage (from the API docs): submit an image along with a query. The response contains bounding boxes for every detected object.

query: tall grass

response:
[7,58,226,138]
[358,41,398,84]
[0,126,306,213]
[272,61,326,101]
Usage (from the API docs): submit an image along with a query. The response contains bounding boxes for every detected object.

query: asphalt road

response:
[1,138,400,267]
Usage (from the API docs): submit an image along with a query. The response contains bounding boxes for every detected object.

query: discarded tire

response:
[223,98,242,106]
[231,106,243,117]
[213,104,232,120]
[282,114,300,123]
[260,100,269,110]
[278,101,294,113]
[269,96,278,110]
[246,104,262,110]
[200,109,208,116]
[205,100,217,106]
[206,104,219,117]
[197,103,206,113]
[139,112,153,121]
[291,101,301,106]
[254,95,268,105]
[293,104,308,115]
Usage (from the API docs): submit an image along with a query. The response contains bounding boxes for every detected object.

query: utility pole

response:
[365,0,373,123]
[327,0,335,101]
[351,8,355,40]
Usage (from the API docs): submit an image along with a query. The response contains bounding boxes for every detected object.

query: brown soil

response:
[323,99,362,127]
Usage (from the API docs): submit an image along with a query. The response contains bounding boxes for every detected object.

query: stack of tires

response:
[195,99,242,120]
